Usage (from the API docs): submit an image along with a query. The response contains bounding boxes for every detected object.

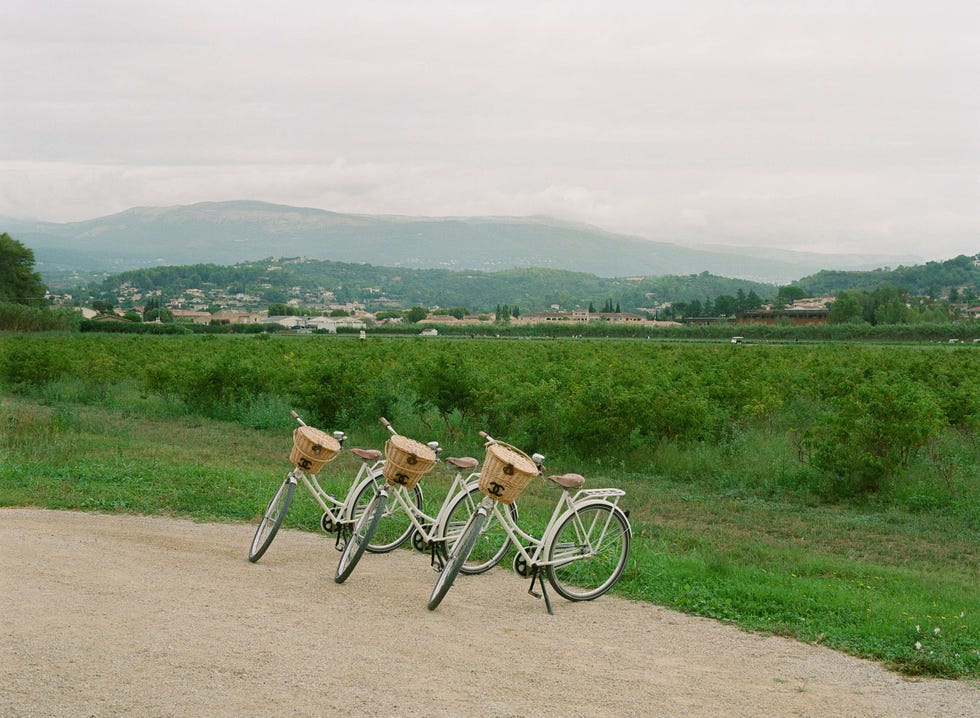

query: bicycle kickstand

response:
[335,525,350,552]
[527,567,554,616]
[429,543,445,572]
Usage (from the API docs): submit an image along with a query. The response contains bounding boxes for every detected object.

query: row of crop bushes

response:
[362,319,979,341]
[2,334,976,507]
[0,303,80,332]
[62,315,980,342]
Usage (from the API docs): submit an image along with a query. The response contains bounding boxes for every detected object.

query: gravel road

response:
[1,508,976,717]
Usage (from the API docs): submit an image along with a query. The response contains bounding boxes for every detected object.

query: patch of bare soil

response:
[1,508,976,717]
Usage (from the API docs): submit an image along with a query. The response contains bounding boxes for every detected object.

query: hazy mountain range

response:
[5,200,923,285]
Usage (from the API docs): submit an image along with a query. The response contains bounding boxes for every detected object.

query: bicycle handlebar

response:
[480,429,545,469]
[379,416,397,435]
[379,417,439,454]
[291,410,306,427]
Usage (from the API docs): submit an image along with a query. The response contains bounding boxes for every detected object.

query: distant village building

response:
[738,297,832,326]
[171,309,213,325]
[210,309,265,324]
[515,309,646,324]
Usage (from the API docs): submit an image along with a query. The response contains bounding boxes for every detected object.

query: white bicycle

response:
[248,412,427,562]
[428,432,631,614]
[334,419,518,583]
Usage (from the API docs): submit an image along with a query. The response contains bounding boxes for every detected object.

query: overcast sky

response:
[1,0,977,260]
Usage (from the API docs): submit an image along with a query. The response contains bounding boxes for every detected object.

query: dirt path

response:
[1,508,976,717]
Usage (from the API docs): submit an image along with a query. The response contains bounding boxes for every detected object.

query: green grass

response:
[1,385,977,682]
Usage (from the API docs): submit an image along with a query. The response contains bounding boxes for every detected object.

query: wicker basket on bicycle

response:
[382,434,437,490]
[290,425,342,474]
[478,442,539,505]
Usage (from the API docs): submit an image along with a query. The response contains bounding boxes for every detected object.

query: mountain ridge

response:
[6,200,925,284]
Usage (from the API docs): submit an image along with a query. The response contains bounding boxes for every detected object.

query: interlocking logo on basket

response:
[485,481,506,498]
[297,457,313,470]
[393,471,411,485]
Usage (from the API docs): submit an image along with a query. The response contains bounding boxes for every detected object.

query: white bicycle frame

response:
[492,486,626,568]
[288,454,387,532]
[367,464,485,558]
[471,484,628,612]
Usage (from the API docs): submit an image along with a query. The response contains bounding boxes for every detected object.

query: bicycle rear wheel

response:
[544,503,630,601]
[248,477,296,562]
[428,509,486,610]
[335,491,386,583]
[440,487,516,575]
[349,480,421,553]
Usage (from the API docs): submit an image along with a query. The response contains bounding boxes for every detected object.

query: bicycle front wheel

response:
[440,487,516,575]
[248,478,296,562]
[428,509,486,611]
[349,480,421,554]
[545,503,630,602]
[335,491,386,584]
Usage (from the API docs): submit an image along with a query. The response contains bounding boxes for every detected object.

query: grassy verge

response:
[1,391,976,681]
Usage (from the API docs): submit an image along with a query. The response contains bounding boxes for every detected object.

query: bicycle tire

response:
[335,491,386,584]
[440,486,516,575]
[544,502,630,602]
[428,509,486,610]
[248,478,296,563]
[349,479,421,554]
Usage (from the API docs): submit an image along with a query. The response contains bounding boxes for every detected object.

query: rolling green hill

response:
[75,258,778,314]
[797,254,980,299]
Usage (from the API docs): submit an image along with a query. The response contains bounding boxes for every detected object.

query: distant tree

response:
[405,306,428,323]
[0,233,46,306]
[329,308,350,317]
[714,294,737,316]
[868,286,910,325]
[433,306,468,319]
[142,298,174,323]
[774,285,806,309]
[828,291,864,324]
[91,300,114,314]
[735,288,747,312]
[143,297,160,320]
[588,302,596,313]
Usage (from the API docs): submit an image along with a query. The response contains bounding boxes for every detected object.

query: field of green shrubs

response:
[1,332,977,679]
